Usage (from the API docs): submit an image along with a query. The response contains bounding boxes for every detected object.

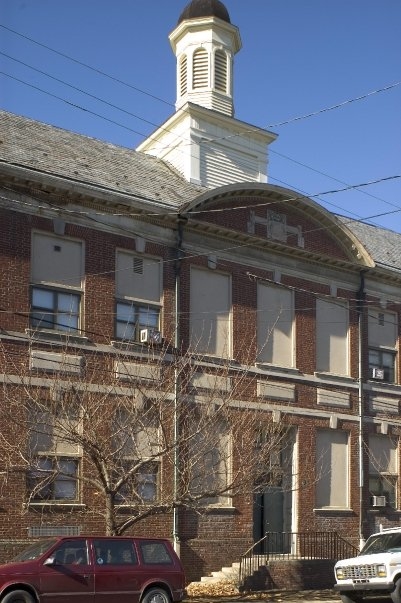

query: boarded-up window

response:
[316,429,349,508]
[257,283,294,367]
[29,405,81,456]
[31,232,83,288]
[116,251,161,303]
[316,298,349,375]
[190,267,231,357]
[368,309,397,348]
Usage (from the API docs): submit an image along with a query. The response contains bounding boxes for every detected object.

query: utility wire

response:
[270,149,401,211]
[1,27,399,225]
[1,169,399,219]
[0,24,174,108]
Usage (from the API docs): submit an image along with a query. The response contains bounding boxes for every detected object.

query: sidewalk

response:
[187,591,340,602]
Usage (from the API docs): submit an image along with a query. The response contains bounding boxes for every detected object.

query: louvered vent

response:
[28,526,81,537]
[214,50,227,92]
[180,55,188,97]
[193,48,208,89]
[133,257,144,275]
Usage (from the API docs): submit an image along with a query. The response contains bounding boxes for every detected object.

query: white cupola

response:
[169,0,242,117]
[137,0,277,189]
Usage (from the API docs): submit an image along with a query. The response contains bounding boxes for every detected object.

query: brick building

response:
[1,0,401,585]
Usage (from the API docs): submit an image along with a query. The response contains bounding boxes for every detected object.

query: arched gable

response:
[181,182,375,268]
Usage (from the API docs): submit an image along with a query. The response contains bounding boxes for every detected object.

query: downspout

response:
[357,270,366,550]
[172,215,186,556]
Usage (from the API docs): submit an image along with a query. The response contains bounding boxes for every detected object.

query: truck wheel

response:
[141,587,170,603]
[340,594,361,603]
[391,578,401,603]
[1,592,35,603]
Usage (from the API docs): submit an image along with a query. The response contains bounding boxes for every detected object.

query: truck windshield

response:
[361,533,401,555]
[13,539,58,561]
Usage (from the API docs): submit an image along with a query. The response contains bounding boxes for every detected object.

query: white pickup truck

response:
[334,527,401,603]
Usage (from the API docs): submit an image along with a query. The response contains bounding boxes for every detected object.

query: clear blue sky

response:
[1,1,400,232]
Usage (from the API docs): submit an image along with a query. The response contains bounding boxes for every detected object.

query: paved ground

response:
[187,591,341,602]
[188,591,390,602]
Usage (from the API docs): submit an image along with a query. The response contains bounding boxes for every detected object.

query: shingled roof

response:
[1,109,400,274]
[336,215,401,274]
[0,110,205,210]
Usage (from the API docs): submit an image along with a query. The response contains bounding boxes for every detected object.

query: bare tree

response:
[0,338,293,536]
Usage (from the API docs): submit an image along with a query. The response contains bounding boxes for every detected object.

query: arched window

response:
[193,48,208,89]
[179,55,187,97]
[214,49,227,93]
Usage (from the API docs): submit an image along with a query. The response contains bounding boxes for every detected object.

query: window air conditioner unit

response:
[370,367,384,380]
[140,328,162,345]
[371,495,387,507]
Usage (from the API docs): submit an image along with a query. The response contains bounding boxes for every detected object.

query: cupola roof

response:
[177,0,231,24]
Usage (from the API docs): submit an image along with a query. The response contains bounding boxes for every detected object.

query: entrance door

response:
[253,430,296,554]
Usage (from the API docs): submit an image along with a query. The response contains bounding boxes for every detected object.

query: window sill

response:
[256,363,300,377]
[202,505,236,514]
[314,372,355,384]
[26,329,89,346]
[25,502,86,510]
[314,507,353,514]
[115,503,156,513]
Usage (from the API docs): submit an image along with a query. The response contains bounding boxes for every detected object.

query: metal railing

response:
[239,531,359,589]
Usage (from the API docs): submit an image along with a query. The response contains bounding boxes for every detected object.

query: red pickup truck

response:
[0,536,186,603]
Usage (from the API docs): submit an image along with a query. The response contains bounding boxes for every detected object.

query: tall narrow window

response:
[190,267,231,358]
[115,251,161,342]
[179,54,187,97]
[27,403,81,503]
[369,434,398,508]
[368,309,397,383]
[113,407,160,504]
[316,429,349,508]
[193,48,208,89]
[214,49,227,92]
[257,283,294,367]
[189,417,231,506]
[30,232,83,333]
[316,298,349,375]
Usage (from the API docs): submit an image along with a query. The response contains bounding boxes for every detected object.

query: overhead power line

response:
[1,23,400,233]
[1,172,399,220]
[265,81,401,129]
[0,23,174,108]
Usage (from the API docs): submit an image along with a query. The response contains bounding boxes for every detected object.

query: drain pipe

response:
[172,215,186,556]
[357,270,366,550]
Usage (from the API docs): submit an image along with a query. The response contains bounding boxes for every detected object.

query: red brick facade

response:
[1,114,401,588]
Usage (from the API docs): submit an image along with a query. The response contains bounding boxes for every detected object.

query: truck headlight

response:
[335,567,345,580]
[377,565,387,578]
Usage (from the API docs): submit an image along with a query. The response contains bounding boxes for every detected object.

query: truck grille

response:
[343,565,378,579]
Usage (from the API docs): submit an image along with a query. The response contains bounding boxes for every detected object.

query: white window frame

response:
[112,407,160,505]
[368,309,398,384]
[189,416,232,507]
[115,251,162,342]
[369,434,398,508]
[30,231,84,334]
[27,402,82,504]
